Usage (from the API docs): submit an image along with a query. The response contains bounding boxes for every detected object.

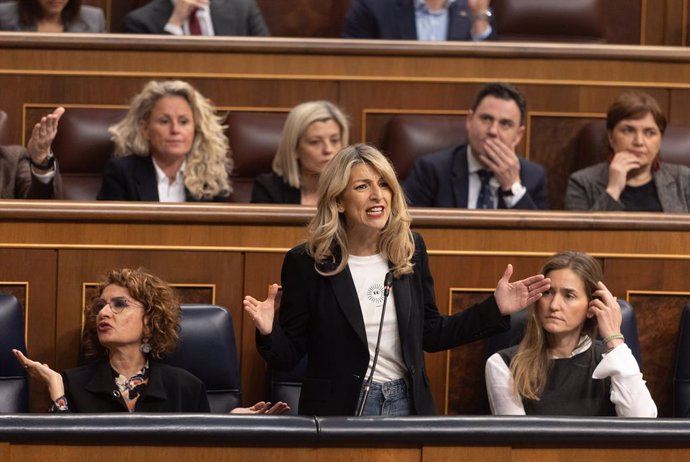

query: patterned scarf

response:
[114,361,150,412]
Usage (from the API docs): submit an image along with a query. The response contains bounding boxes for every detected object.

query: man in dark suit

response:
[342,0,494,41]
[403,82,549,209]
[124,0,269,36]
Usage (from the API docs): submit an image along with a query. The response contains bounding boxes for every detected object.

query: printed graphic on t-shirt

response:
[367,283,385,306]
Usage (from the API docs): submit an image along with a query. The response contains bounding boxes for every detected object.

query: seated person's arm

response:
[485,352,525,415]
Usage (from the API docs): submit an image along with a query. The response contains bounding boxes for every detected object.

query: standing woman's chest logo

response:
[367,283,385,305]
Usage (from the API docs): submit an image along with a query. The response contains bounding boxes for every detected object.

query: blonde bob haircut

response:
[109,80,232,200]
[82,267,181,360]
[509,251,602,401]
[306,143,414,278]
[272,101,349,189]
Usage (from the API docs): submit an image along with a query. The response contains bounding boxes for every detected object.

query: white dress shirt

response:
[152,158,186,202]
[164,0,215,36]
[485,336,657,417]
[467,146,525,208]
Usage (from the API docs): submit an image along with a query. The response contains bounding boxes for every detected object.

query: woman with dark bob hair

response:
[566,91,690,212]
[485,251,656,416]
[0,0,105,32]
[14,268,287,413]
[244,144,550,416]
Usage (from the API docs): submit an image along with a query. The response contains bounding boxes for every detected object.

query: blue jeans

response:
[357,377,411,416]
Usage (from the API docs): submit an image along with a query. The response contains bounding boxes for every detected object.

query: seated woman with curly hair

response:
[98,80,233,202]
[14,267,286,414]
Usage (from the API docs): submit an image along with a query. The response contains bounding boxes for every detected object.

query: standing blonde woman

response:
[251,101,348,205]
[98,80,233,202]
[244,144,550,416]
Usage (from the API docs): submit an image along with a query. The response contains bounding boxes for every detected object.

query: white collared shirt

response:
[164,0,215,36]
[466,146,525,208]
[152,158,186,202]
[485,336,657,417]
[413,0,492,41]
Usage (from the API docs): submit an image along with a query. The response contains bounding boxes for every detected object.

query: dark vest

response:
[499,341,616,416]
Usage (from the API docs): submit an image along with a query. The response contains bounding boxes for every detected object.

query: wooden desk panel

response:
[1,202,690,414]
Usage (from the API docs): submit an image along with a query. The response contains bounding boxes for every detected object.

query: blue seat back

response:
[162,304,241,413]
[673,303,690,417]
[0,294,28,413]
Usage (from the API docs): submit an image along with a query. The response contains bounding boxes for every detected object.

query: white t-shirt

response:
[348,253,407,383]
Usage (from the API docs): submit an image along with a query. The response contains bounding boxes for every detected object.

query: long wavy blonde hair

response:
[509,251,601,400]
[109,80,232,200]
[306,144,414,278]
[272,101,349,189]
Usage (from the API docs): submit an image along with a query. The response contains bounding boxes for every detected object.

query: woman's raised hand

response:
[589,281,624,349]
[12,349,65,401]
[243,283,279,335]
[494,264,551,315]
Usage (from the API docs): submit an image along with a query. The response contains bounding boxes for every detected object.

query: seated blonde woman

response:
[97,80,233,202]
[485,251,656,417]
[251,101,348,205]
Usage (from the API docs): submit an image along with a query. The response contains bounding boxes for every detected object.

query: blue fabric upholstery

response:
[162,304,241,413]
[673,303,690,417]
[0,294,28,413]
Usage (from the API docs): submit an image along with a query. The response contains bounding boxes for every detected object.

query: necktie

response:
[188,8,202,35]
[476,169,494,209]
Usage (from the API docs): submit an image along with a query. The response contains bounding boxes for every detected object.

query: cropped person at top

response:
[566,91,690,212]
[0,0,105,32]
[486,251,656,417]
[0,106,64,199]
[97,80,233,202]
[124,0,269,36]
[14,267,288,414]
[244,144,550,416]
[403,82,549,209]
[251,101,349,205]
[342,0,494,41]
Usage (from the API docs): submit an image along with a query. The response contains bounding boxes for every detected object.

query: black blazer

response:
[123,0,269,36]
[403,144,549,209]
[342,0,496,40]
[251,172,301,204]
[257,232,509,416]
[61,359,210,412]
[97,155,229,202]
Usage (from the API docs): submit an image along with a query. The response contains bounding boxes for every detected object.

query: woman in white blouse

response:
[485,251,657,417]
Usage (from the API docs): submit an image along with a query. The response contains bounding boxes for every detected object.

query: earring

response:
[140,338,152,354]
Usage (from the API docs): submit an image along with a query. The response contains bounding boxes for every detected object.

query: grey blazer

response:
[565,161,690,212]
[0,145,62,199]
[124,0,269,36]
[0,2,105,32]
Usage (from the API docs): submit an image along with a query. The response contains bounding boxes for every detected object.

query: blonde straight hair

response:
[272,101,349,189]
[305,144,414,278]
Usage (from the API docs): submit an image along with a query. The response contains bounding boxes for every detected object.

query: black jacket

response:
[251,172,301,204]
[403,144,549,209]
[257,232,509,415]
[62,359,210,412]
[97,155,229,202]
